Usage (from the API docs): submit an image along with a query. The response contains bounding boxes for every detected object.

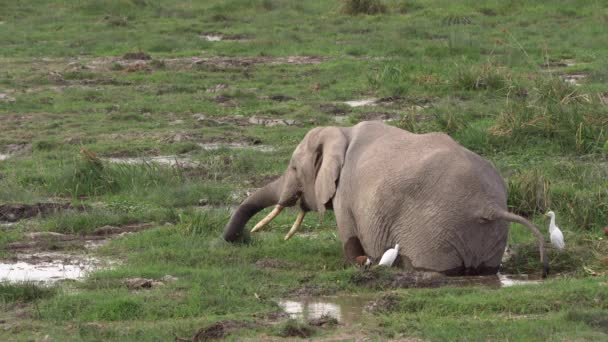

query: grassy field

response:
[1,0,607,340]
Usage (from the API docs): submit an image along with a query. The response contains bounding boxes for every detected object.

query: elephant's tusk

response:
[284,211,306,240]
[251,205,284,232]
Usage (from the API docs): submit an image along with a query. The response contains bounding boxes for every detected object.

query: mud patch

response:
[0,143,31,161]
[318,103,352,116]
[259,94,296,102]
[122,52,151,60]
[187,320,253,341]
[0,203,84,223]
[0,93,16,103]
[355,111,400,122]
[105,155,197,168]
[85,55,326,72]
[124,275,177,290]
[192,114,298,127]
[540,59,578,69]
[198,142,275,152]
[247,116,298,127]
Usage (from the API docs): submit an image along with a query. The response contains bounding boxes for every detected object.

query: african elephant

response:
[223,121,548,277]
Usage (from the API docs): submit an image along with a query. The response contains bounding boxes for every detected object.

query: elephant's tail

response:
[495,210,549,278]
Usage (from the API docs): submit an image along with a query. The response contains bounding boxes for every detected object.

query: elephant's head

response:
[223,127,348,242]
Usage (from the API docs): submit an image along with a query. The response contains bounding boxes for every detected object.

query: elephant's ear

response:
[313,127,348,214]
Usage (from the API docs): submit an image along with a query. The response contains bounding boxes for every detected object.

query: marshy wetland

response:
[1,0,607,340]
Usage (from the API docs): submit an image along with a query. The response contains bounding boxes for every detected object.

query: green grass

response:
[1,0,607,340]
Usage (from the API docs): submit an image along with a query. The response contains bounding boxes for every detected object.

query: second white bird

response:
[378,244,399,267]
[546,211,565,250]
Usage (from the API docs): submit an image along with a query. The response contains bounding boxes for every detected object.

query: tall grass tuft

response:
[452,63,512,92]
[177,209,230,236]
[491,86,607,153]
[0,282,57,303]
[507,169,551,217]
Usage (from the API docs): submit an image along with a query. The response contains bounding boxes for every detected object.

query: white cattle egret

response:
[378,244,399,267]
[545,211,565,250]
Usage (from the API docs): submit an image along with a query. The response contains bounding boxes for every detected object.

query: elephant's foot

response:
[343,236,366,264]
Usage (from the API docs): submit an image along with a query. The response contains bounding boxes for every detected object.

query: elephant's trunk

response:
[223,176,284,242]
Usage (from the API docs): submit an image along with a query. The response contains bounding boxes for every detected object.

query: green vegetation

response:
[0,0,606,340]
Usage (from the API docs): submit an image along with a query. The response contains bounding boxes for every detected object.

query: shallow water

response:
[498,273,541,287]
[0,252,105,283]
[277,274,541,323]
[278,295,371,325]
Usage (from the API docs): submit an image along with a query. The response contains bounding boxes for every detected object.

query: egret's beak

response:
[544,212,550,217]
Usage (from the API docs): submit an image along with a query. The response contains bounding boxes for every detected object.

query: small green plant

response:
[341,0,387,15]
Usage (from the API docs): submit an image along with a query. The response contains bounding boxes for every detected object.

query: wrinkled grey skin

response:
[224,121,548,277]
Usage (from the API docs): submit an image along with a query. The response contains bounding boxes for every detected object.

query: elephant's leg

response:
[343,236,365,264]
[333,199,364,264]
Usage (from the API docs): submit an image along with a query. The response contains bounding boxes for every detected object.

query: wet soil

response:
[0,203,85,223]
[350,269,541,290]
[6,223,154,253]
[83,55,327,72]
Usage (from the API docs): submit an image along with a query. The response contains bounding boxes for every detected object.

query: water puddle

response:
[200,34,249,42]
[202,34,223,41]
[498,273,541,287]
[343,98,377,107]
[0,252,108,283]
[278,295,372,325]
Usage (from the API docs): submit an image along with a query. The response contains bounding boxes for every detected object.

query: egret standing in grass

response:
[378,244,399,267]
[545,211,565,250]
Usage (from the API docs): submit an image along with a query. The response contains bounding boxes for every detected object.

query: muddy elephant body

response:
[224,122,547,276]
